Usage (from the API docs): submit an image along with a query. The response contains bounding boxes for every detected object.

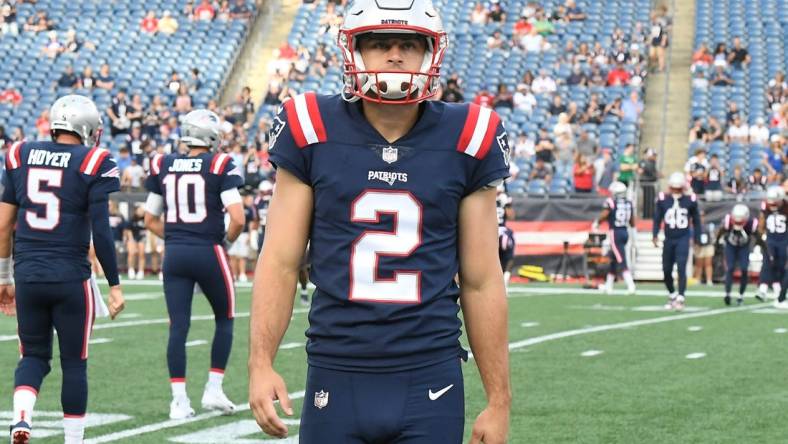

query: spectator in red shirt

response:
[472,85,495,108]
[194,0,216,21]
[141,10,158,33]
[573,154,595,193]
[607,63,631,86]
[0,87,22,106]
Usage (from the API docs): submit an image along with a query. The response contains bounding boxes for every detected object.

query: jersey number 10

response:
[162,174,207,223]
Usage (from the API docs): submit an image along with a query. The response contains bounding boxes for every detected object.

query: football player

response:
[0,95,124,443]
[717,204,758,306]
[653,172,701,310]
[143,109,245,419]
[592,181,636,294]
[756,186,787,301]
[248,1,511,443]
[496,186,515,289]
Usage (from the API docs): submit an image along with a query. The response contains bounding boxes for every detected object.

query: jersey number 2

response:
[26,168,63,231]
[350,190,422,304]
[162,174,207,223]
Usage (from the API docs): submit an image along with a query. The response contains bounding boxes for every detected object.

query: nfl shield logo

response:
[382,146,398,164]
[314,390,329,409]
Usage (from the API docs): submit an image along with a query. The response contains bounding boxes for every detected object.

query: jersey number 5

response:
[350,190,422,304]
[26,168,63,231]
[162,174,207,223]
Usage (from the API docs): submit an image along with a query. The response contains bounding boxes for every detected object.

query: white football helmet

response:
[668,172,686,193]
[766,185,785,208]
[610,181,627,198]
[49,94,103,148]
[338,0,449,104]
[258,180,273,195]
[180,109,224,150]
[731,204,750,225]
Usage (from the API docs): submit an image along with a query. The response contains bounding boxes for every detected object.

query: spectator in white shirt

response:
[532,70,557,95]
[725,115,750,144]
[520,27,547,53]
[513,84,537,115]
[749,117,770,145]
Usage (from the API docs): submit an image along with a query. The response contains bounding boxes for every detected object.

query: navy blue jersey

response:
[0,141,120,282]
[761,200,788,244]
[144,152,243,246]
[604,196,633,230]
[653,192,701,242]
[496,191,511,226]
[268,93,510,371]
[721,214,758,247]
[242,204,256,232]
[254,196,270,230]
[706,166,723,191]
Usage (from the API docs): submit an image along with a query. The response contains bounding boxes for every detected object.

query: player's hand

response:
[108,286,125,320]
[0,284,15,316]
[652,237,660,248]
[469,403,510,444]
[249,366,293,438]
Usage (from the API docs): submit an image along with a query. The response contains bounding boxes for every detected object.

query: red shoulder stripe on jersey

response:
[606,197,615,209]
[283,98,308,148]
[6,141,22,170]
[475,110,501,160]
[80,148,109,175]
[305,92,327,144]
[151,153,163,176]
[457,104,481,155]
[724,214,730,230]
[210,153,231,175]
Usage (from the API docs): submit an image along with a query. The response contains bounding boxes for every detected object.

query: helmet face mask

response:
[338,0,448,105]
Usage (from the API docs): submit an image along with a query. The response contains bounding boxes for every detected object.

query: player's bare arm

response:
[224,202,245,243]
[249,168,312,438]
[458,187,511,444]
[0,202,17,314]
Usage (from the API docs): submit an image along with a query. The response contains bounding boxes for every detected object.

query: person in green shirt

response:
[617,143,637,185]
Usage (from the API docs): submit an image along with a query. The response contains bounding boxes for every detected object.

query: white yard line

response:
[85,303,763,443]
[84,392,306,444]
[507,286,750,298]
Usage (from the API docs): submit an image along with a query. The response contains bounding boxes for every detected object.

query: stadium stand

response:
[0,0,255,154]
[251,0,652,196]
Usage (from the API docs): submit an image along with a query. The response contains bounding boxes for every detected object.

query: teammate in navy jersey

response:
[143,109,245,419]
[0,95,124,443]
[653,172,701,310]
[757,186,787,301]
[249,1,512,442]
[496,186,515,288]
[717,204,758,306]
[593,181,637,294]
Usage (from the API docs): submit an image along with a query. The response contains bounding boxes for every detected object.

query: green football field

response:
[0,281,785,443]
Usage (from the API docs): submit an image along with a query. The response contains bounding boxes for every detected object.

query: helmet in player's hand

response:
[49,94,103,148]
[180,109,224,151]
[610,181,627,198]
[766,185,785,208]
[668,172,686,193]
[731,203,750,225]
[338,0,448,104]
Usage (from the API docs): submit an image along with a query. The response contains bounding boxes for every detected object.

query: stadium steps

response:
[220,0,301,106]
[633,231,667,281]
[640,0,697,180]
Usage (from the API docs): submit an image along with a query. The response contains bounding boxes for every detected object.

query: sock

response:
[63,415,85,444]
[12,386,37,425]
[773,282,781,294]
[207,369,224,389]
[503,271,511,284]
[171,379,186,398]
[606,273,614,289]
[759,283,768,294]
[676,294,685,302]
[623,270,635,288]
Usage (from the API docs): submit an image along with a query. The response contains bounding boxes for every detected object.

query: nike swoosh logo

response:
[428,384,454,401]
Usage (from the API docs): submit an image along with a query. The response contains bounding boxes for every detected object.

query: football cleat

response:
[663,295,677,310]
[755,292,766,302]
[169,397,195,420]
[773,300,788,309]
[201,386,236,415]
[10,421,30,444]
[674,297,685,311]
[724,295,731,306]
[736,297,744,306]
[627,284,636,295]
